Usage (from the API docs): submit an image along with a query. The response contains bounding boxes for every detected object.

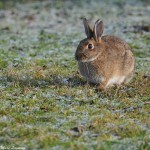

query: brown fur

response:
[75,18,135,89]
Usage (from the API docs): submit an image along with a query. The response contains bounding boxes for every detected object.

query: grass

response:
[0,0,150,149]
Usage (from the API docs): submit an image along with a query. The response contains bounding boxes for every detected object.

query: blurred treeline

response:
[0,0,149,9]
[0,0,92,9]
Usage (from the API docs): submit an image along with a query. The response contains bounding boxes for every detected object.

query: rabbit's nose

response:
[75,52,86,61]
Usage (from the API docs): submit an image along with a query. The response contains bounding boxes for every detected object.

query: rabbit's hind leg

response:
[124,72,134,84]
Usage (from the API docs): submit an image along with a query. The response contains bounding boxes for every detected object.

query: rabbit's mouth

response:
[75,53,87,62]
[75,52,100,63]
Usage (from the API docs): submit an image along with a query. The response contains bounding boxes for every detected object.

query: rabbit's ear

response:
[83,18,93,38]
[93,19,104,41]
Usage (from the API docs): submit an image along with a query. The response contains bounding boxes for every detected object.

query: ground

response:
[0,0,150,149]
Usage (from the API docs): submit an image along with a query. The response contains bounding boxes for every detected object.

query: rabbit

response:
[75,18,135,89]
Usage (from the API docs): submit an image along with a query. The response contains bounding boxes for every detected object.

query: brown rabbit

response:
[75,18,135,89]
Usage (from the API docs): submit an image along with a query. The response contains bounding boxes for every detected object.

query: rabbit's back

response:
[102,35,131,56]
[101,35,135,76]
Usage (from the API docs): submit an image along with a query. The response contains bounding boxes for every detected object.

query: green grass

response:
[0,0,150,149]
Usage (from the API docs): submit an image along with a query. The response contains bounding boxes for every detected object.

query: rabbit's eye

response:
[88,43,94,50]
